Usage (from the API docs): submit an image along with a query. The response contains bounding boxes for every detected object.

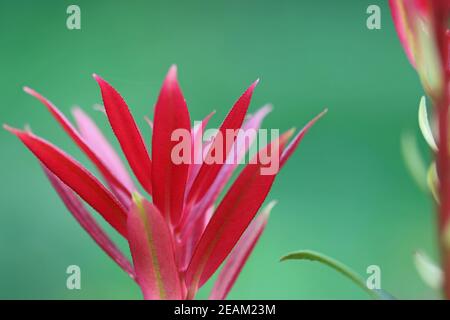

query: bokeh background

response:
[0,0,437,299]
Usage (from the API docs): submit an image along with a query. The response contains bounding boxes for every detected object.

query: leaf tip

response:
[23,86,34,95]
[262,200,277,218]
[93,73,107,86]
[284,127,296,142]
[168,64,178,76]
[3,124,19,135]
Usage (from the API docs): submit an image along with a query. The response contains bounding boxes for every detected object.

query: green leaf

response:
[418,96,437,151]
[401,131,429,192]
[280,250,393,300]
[413,250,442,290]
[442,223,450,253]
[427,162,439,203]
[415,17,443,97]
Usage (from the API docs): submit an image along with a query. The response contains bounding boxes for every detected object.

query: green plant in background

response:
[390,0,450,298]
[280,251,392,300]
[281,0,450,300]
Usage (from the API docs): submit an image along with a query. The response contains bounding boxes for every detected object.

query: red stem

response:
[432,0,450,299]
[437,89,450,298]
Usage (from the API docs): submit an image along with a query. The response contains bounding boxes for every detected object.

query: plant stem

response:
[437,91,450,298]
[431,0,450,299]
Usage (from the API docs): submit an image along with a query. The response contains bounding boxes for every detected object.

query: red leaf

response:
[388,0,416,67]
[179,105,271,238]
[178,206,214,272]
[186,80,259,206]
[185,129,293,296]
[43,166,135,279]
[93,74,153,195]
[127,194,182,299]
[280,109,327,168]
[185,111,215,194]
[209,201,275,300]
[72,107,135,208]
[4,126,128,237]
[72,107,135,191]
[24,87,131,198]
[151,66,191,224]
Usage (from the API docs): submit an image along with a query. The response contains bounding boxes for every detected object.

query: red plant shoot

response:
[4,66,325,299]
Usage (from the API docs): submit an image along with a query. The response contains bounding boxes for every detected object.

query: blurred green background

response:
[0,0,437,299]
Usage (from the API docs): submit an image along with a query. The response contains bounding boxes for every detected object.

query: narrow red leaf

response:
[185,111,215,196]
[388,0,416,67]
[186,80,259,206]
[4,126,128,237]
[24,87,131,197]
[178,206,214,272]
[280,109,327,168]
[151,66,191,224]
[42,166,135,279]
[185,129,293,296]
[209,201,275,300]
[127,194,182,299]
[72,107,135,200]
[179,105,272,238]
[93,74,153,195]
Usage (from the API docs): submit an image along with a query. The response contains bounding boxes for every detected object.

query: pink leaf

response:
[185,111,215,196]
[5,126,128,237]
[178,206,214,272]
[209,201,275,300]
[186,80,259,206]
[179,105,272,238]
[127,194,182,299]
[280,109,327,168]
[42,166,135,279]
[72,107,135,192]
[151,66,191,224]
[144,116,154,130]
[93,74,153,195]
[24,87,131,198]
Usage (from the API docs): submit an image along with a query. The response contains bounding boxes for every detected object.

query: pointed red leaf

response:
[185,111,215,196]
[93,74,153,195]
[43,166,135,279]
[5,126,128,237]
[179,105,272,237]
[72,107,135,208]
[24,87,131,198]
[186,80,259,205]
[151,66,191,224]
[209,201,275,300]
[127,194,182,299]
[388,0,416,67]
[178,206,214,272]
[185,130,292,296]
[280,109,327,168]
